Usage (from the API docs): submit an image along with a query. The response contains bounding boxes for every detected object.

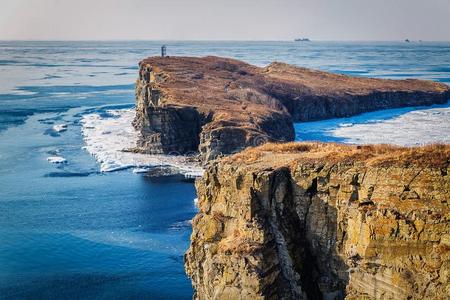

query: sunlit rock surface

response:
[186,143,450,299]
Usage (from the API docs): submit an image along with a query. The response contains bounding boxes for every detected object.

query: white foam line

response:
[70,230,187,254]
[81,109,204,177]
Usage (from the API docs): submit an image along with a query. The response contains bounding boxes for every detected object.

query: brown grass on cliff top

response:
[226,142,450,169]
[265,62,449,94]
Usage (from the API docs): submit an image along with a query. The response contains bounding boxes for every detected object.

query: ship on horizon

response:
[294,37,311,42]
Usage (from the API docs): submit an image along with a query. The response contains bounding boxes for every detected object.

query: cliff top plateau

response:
[227,142,450,169]
[139,56,448,107]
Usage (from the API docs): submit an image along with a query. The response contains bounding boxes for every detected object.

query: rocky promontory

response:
[186,143,450,299]
[133,56,449,162]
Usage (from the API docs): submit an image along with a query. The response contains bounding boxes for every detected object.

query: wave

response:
[70,229,188,254]
[169,220,193,231]
[81,109,203,177]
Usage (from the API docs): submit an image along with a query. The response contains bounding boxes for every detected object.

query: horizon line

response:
[1,39,450,43]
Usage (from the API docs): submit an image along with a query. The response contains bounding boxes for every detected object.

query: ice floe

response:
[132,167,151,174]
[47,156,67,164]
[53,124,68,132]
[295,103,450,145]
[330,106,450,145]
[81,109,204,177]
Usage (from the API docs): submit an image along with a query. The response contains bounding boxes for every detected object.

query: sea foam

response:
[81,109,203,177]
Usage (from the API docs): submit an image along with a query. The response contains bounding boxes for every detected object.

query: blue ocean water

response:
[0,41,449,299]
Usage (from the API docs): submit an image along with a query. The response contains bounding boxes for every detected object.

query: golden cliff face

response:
[185,143,450,299]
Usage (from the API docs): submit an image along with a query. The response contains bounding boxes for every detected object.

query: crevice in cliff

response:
[267,170,336,300]
[296,178,347,300]
[298,176,327,300]
[267,169,305,299]
[284,170,349,300]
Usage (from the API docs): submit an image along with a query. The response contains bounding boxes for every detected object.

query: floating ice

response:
[132,167,150,174]
[81,109,204,177]
[330,106,450,145]
[296,102,450,145]
[53,124,68,132]
[47,156,67,164]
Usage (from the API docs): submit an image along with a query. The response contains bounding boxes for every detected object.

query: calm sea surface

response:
[0,41,449,299]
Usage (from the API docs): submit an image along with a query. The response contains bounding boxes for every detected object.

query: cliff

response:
[133,56,449,162]
[185,143,450,299]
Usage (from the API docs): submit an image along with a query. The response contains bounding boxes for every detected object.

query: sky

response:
[1,0,449,41]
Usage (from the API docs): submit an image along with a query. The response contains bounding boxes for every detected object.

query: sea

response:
[0,41,449,299]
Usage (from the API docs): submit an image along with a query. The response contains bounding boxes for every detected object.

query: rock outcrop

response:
[133,56,449,162]
[185,143,450,299]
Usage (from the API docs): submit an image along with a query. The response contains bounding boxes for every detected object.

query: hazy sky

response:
[1,0,450,41]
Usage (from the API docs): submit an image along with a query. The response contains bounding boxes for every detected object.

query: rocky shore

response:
[185,143,450,299]
[133,56,449,162]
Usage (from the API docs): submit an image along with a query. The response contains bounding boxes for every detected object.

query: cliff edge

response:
[186,143,450,299]
[133,56,449,162]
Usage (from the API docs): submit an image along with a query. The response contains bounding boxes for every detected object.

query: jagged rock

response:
[133,56,449,162]
[185,143,450,299]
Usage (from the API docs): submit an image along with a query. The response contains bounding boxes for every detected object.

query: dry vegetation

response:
[265,62,449,95]
[140,55,449,121]
[226,142,450,169]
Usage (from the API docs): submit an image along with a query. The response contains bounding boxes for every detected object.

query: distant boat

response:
[405,39,411,43]
[295,38,311,42]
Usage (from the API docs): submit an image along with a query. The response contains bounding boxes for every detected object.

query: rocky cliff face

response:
[132,64,204,154]
[133,57,449,162]
[262,62,450,121]
[133,57,295,161]
[185,143,450,299]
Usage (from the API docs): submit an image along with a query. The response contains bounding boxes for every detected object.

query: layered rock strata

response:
[133,56,449,162]
[185,143,450,299]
